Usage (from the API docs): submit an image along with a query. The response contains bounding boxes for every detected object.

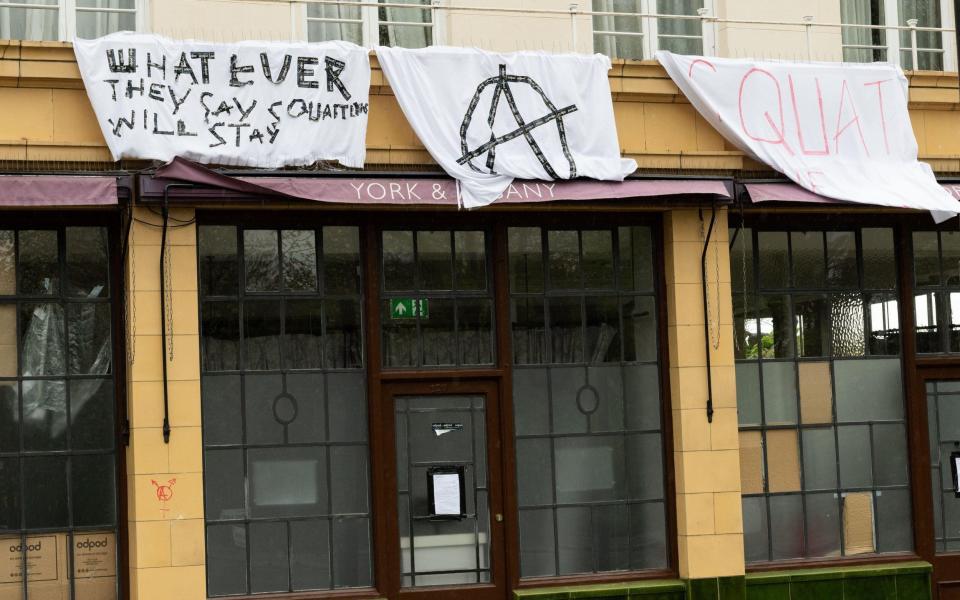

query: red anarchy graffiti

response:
[151,478,177,513]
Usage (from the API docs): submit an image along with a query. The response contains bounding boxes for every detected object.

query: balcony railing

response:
[286,0,959,71]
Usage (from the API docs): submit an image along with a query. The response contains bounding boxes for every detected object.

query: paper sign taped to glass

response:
[656,52,960,221]
[427,466,466,518]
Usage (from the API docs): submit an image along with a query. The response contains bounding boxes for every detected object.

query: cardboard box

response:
[843,492,876,555]
[739,431,764,495]
[0,532,116,600]
[766,429,801,493]
[799,362,833,424]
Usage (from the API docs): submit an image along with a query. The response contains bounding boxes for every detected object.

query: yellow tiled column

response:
[663,208,745,580]
[125,207,206,600]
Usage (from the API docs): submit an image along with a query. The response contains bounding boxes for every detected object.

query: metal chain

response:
[127,220,136,366]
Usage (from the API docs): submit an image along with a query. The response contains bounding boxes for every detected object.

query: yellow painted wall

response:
[2,42,960,171]
[125,208,207,600]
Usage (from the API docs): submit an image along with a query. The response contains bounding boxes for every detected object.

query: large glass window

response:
[380,229,494,369]
[0,227,119,599]
[592,0,704,61]
[199,226,372,596]
[732,226,912,563]
[841,0,946,70]
[509,225,668,577]
[307,0,434,48]
[0,0,137,41]
[912,230,960,353]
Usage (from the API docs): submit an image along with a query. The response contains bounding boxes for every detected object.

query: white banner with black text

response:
[657,52,959,221]
[74,33,370,168]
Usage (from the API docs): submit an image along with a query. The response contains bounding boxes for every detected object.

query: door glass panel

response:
[927,380,960,553]
[395,395,491,587]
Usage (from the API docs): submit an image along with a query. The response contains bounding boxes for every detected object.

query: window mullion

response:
[642,0,659,59]
[940,0,957,71]
[363,3,378,48]
[883,0,902,66]
[61,0,73,41]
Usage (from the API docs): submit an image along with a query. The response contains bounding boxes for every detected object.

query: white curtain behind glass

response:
[0,1,59,41]
[307,0,363,44]
[75,0,136,39]
[378,0,431,48]
[840,0,885,62]
[899,0,942,70]
[592,0,644,60]
[656,0,702,55]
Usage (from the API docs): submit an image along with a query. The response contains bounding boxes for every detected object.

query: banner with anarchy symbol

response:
[376,46,636,208]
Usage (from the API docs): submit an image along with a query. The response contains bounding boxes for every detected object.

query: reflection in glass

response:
[383,231,415,291]
[20,230,59,295]
[244,230,280,292]
[758,232,788,289]
[323,227,361,294]
[826,231,857,288]
[793,294,828,357]
[244,301,282,370]
[282,230,317,291]
[508,227,543,293]
[284,300,324,370]
[791,231,824,288]
[418,231,453,290]
[548,230,580,289]
[549,297,583,363]
[66,227,109,297]
[512,298,546,364]
[454,231,486,291]
[914,231,940,287]
[199,226,238,296]
[582,230,614,289]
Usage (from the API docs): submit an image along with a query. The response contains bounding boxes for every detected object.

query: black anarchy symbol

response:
[457,64,578,179]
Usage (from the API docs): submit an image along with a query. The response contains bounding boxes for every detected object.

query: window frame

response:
[194,208,677,596]
[0,211,127,600]
[840,0,957,72]
[300,0,444,48]
[728,209,959,574]
[0,0,146,41]
[590,0,715,61]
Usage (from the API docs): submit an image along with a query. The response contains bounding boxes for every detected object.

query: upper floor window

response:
[307,0,434,48]
[0,0,139,41]
[592,0,705,61]
[841,0,950,70]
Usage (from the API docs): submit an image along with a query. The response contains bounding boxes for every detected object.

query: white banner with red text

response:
[656,52,959,221]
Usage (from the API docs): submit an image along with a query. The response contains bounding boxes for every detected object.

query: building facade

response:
[1,2,960,600]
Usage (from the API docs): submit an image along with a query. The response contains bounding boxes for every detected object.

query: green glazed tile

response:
[687,578,719,600]
[745,582,790,600]
[895,573,931,600]
[843,575,897,600]
[790,579,843,600]
[718,576,746,600]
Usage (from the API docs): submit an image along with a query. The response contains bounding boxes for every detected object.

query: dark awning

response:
[0,175,118,207]
[745,182,960,206]
[150,157,732,205]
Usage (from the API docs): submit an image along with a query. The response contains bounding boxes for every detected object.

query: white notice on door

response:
[432,472,462,516]
[955,454,960,494]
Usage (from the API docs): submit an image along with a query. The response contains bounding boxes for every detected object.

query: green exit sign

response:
[390,298,429,319]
